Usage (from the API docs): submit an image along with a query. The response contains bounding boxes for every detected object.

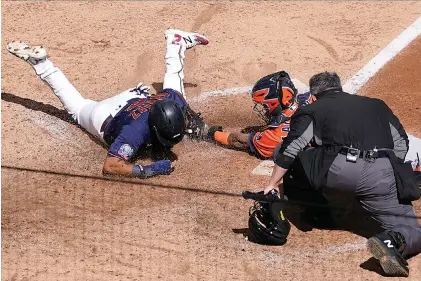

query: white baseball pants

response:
[32,43,187,142]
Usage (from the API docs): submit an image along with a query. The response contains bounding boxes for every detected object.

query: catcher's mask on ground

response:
[251,71,298,123]
[149,100,187,148]
[247,195,291,245]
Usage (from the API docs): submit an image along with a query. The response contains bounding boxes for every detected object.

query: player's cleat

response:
[6,41,47,65]
[165,29,209,49]
[367,230,409,277]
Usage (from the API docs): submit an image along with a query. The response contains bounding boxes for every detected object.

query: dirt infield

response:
[2,1,421,280]
[361,36,421,138]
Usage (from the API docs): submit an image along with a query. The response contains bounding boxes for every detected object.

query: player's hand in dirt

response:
[185,107,207,140]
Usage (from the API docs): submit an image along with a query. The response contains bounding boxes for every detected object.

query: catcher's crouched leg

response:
[283,162,336,230]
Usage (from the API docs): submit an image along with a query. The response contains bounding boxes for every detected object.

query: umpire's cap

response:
[149,100,186,148]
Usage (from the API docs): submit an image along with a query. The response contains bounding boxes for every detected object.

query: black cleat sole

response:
[367,237,409,277]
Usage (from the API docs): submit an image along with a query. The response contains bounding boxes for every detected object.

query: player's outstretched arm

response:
[103,156,134,176]
[212,131,250,150]
[103,156,174,178]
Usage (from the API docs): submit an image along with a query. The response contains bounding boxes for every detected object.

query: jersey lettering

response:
[125,93,170,120]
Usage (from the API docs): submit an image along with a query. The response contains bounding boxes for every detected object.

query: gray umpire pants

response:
[326,153,421,257]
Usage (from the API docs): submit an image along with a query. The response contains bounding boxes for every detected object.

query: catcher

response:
[7,29,209,179]
[208,71,316,159]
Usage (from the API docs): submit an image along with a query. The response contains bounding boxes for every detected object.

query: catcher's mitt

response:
[246,191,291,245]
[185,106,223,140]
[185,106,205,138]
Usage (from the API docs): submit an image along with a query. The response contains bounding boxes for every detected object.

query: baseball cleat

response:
[165,29,209,49]
[367,231,409,277]
[7,41,47,65]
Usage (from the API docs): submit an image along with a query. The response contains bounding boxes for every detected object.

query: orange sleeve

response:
[214,131,230,145]
[251,122,291,158]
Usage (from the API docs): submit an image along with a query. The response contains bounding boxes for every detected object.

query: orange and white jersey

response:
[249,121,291,158]
[249,92,316,159]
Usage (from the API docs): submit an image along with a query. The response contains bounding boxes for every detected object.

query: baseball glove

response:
[185,106,206,139]
[185,106,223,140]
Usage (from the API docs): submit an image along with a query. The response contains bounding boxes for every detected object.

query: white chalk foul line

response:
[192,85,252,102]
[193,79,309,102]
[191,16,421,174]
[212,16,420,175]
[343,16,421,95]
[197,16,421,102]
[344,15,421,162]
[325,239,367,254]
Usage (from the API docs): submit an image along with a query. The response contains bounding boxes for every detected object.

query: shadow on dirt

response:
[241,125,267,134]
[1,91,106,148]
[360,257,387,276]
[151,82,197,94]
[1,165,243,198]
[2,92,76,124]
[282,195,384,239]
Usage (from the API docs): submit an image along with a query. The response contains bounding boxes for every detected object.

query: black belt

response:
[339,147,389,159]
[100,114,113,133]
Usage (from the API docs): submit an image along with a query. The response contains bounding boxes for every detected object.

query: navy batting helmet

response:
[149,100,186,148]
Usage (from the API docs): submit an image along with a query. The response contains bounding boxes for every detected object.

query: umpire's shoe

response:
[7,41,47,65]
[367,230,409,277]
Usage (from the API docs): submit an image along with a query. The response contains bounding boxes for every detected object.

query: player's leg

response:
[7,41,98,131]
[356,158,421,256]
[356,158,421,276]
[6,41,140,142]
[162,29,209,99]
[284,157,334,229]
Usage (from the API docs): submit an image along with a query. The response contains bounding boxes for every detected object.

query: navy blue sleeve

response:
[107,124,150,161]
[248,132,258,156]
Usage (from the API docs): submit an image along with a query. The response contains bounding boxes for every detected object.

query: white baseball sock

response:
[163,43,187,98]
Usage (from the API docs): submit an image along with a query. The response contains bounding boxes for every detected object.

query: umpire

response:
[264,72,421,277]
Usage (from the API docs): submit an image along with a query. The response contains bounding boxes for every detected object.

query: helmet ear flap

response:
[149,100,186,147]
[275,73,298,109]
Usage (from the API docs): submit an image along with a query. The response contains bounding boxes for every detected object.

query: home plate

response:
[251,160,274,176]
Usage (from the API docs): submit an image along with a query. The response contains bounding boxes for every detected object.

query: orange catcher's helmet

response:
[251,71,298,123]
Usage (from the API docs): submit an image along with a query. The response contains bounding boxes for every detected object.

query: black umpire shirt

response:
[275,89,409,189]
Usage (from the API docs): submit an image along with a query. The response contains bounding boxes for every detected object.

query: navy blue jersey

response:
[103,89,187,161]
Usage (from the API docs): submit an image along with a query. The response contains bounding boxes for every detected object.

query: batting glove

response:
[130,82,151,95]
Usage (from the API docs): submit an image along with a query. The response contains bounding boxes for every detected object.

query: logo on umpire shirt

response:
[118,144,134,160]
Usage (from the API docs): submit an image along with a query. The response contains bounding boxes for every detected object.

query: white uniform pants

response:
[33,43,187,142]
